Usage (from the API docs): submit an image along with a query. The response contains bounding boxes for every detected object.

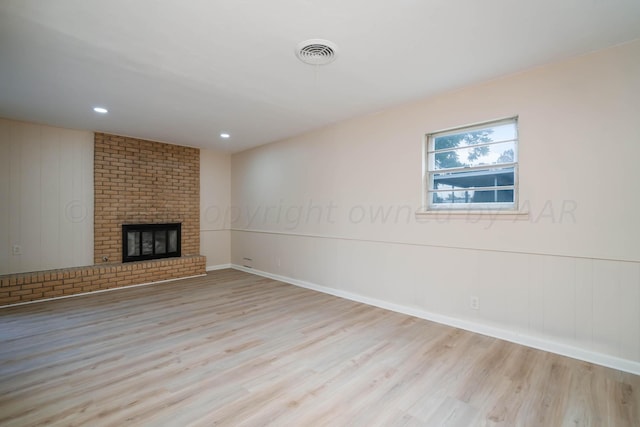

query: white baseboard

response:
[231,264,640,376]
[206,263,232,272]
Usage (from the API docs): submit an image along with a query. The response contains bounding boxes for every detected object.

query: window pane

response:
[433,167,514,190]
[427,118,518,210]
[127,232,140,257]
[168,230,177,253]
[142,231,153,255]
[434,141,515,170]
[432,190,474,204]
[155,231,167,254]
[431,189,514,204]
[434,122,516,151]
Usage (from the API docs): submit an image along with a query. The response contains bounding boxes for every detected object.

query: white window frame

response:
[423,117,519,212]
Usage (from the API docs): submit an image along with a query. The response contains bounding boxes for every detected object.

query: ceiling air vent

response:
[295,39,338,65]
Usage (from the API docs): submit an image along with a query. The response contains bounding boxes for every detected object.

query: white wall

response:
[0,118,94,274]
[230,40,640,373]
[200,148,231,269]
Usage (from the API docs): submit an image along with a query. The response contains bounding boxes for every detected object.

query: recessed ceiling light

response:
[220,133,230,139]
[93,107,108,114]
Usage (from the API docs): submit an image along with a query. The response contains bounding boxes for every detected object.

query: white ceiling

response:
[1,0,639,153]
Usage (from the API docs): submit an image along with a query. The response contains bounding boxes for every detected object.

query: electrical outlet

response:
[470,296,480,310]
[12,245,22,256]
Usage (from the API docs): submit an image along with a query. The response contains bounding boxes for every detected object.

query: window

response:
[424,117,519,211]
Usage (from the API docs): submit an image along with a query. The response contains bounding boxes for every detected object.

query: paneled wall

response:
[232,231,640,372]
[230,40,640,373]
[200,149,231,269]
[0,118,93,275]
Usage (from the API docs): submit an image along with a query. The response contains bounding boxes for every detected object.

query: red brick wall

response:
[94,133,200,263]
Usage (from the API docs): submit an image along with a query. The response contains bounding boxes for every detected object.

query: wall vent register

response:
[122,223,181,263]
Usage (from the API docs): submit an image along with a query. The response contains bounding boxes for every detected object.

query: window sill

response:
[415,210,529,221]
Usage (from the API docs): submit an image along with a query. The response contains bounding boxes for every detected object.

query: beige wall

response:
[231,40,640,372]
[0,118,94,274]
[200,148,231,268]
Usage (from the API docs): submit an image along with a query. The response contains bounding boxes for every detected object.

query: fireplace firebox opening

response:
[122,223,181,263]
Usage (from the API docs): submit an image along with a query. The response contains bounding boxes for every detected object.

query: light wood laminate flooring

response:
[1,269,638,426]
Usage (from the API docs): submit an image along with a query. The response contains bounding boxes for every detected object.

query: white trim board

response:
[230,228,640,264]
[206,264,233,272]
[231,264,640,376]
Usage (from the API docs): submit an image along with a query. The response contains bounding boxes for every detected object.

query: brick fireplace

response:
[0,133,206,306]
[94,133,200,263]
